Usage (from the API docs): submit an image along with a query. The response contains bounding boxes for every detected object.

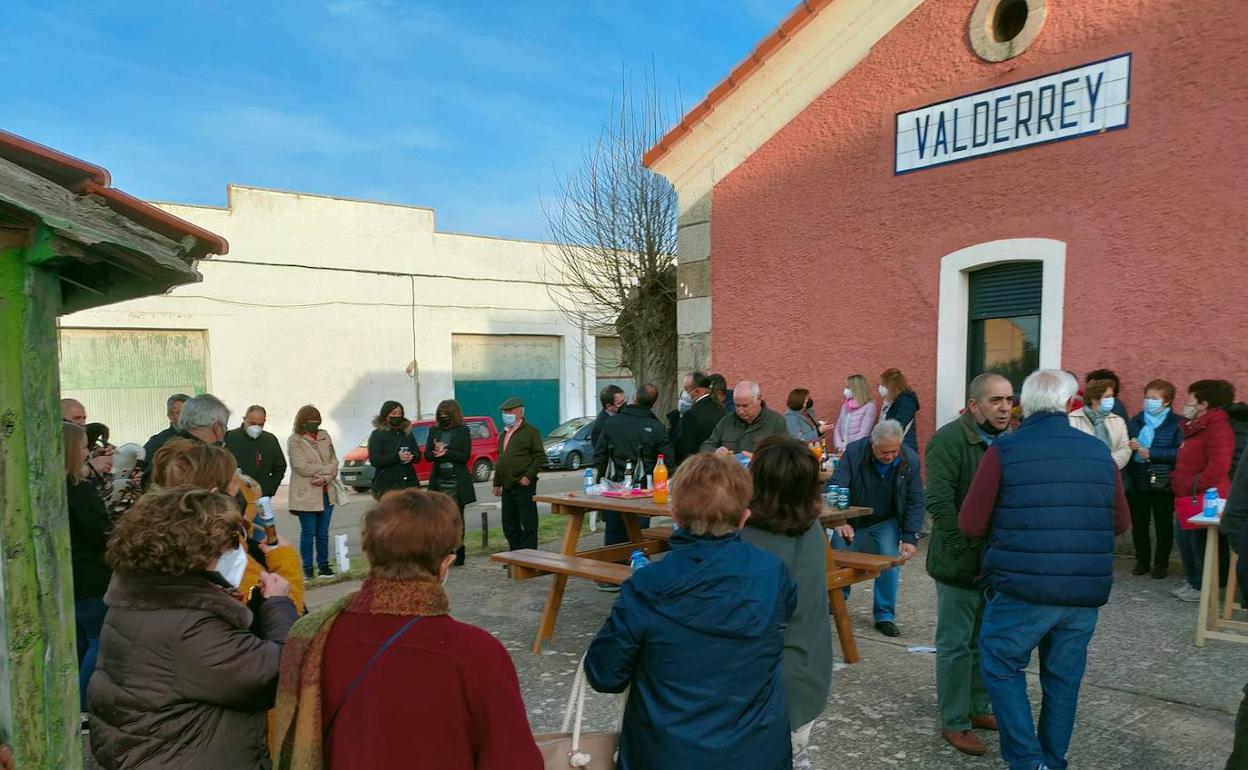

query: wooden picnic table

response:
[493,491,887,658]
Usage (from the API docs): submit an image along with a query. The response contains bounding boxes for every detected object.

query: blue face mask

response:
[1144,397,1165,416]
[502,413,517,427]
[1099,397,1115,414]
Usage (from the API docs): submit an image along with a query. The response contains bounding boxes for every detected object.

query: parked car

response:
[543,416,595,471]
[339,416,499,492]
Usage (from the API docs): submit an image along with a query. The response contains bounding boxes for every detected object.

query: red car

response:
[339,416,499,492]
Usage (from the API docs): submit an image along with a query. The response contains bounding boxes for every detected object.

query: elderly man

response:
[700,381,787,456]
[144,393,190,464]
[493,397,544,551]
[176,394,231,445]
[61,397,87,426]
[829,419,925,637]
[925,372,1013,756]
[960,370,1130,770]
[224,405,287,497]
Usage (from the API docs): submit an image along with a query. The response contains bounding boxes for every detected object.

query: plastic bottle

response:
[653,455,669,504]
[629,549,650,573]
[1203,487,1220,517]
[256,496,278,545]
[623,461,633,490]
[583,468,595,494]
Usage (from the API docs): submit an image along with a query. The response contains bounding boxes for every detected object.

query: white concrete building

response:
[60,185,631,454]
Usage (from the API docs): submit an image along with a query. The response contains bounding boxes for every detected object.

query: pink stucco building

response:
[647,0,1248,441]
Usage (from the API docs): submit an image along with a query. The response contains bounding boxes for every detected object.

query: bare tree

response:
[543,67,679,416]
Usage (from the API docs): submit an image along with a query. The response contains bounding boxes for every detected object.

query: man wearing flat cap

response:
[494,397,545,550]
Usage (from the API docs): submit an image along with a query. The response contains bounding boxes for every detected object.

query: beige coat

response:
[286,430,341,511]
[1068,410,1132,469]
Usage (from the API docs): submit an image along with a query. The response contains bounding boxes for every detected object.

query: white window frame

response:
[935,238,1066,424]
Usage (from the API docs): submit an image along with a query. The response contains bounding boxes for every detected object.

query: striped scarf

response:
[1085,406,1111,447]
[271,576,450,770]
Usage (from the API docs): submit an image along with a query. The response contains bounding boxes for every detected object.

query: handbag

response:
[1146,463,1172,491]
[534,656,619,769]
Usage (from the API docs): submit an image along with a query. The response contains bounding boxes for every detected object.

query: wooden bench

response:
[491,549,632,585]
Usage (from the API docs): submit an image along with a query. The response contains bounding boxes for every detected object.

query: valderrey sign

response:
[895,54,1131,174]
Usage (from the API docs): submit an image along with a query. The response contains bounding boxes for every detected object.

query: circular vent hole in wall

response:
[993,0,1029,43]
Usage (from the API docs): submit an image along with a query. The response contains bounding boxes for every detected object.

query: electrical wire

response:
[207,257,575,288]
[165,294,561,313]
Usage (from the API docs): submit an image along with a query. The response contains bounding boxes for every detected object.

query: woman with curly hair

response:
[87,486,297,767]
[151,439,307,612]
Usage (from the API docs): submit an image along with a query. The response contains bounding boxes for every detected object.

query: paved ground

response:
[265,469,586,556]
[308,535,1244,770]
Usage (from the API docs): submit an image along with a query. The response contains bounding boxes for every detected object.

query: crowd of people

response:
[56,360,1248,769]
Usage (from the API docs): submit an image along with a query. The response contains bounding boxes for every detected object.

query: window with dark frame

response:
[967,261,1043,392]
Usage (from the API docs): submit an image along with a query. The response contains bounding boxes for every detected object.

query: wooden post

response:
[0,237,82,768]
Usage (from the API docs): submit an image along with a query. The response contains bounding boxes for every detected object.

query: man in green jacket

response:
[493,397,545,550]
[925,372,1013,757]
[700,381,788,456]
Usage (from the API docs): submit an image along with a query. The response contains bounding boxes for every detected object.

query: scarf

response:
[1135,408,1170,462]
[1085,406,1111,447]
[272,576,450,770]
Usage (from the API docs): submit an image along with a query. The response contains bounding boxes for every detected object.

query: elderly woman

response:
[64,421,111,717]
[152,439,306,613]
[784,388,827,445]
[368,400,420,499]
[879,368,921,451]
[741,436,832,770]
[425,399,477,566]
[833,374,877,453]
[1069,379,1132,469]
[1126,379,1183,578]
[1171,379,1236,601]
[585,453,795,770]
[88,486,296,767]
[273,489,541,769]
[287,405,341,580]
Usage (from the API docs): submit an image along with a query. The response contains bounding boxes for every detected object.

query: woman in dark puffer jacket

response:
[1125,379,1183,579]
[367,400,421,499]
[88,486,296,769]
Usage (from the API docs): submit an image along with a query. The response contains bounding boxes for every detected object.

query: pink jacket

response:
[834,400,877,451]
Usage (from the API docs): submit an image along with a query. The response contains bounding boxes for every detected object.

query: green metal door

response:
[58,328,209,446]
[452,334,560,436]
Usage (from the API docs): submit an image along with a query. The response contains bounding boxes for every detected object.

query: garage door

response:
[452,334,560,436]
[58,328,209,447]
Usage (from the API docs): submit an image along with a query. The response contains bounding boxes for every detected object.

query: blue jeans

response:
[978,591,1098,770]
[830,517,900,622]
[294,492,333,572]
[1174,521,1207,590]
[602,511,651,548]
[75,596,108,710]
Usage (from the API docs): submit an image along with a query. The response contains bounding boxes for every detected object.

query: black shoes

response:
[317,564,335,579]
[1151,564,1169,579]
[874,620,900,637]
[1132,563,1150,576]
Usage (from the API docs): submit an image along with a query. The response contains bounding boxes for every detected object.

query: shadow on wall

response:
[327,370,429,450]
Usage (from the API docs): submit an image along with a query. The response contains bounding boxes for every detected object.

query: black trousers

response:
[1127,488,1175,567]
[1229,680,1248,769]
[501,482,538,550]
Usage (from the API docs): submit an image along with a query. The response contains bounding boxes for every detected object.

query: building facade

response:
[647,0,1247,439]
[63,184,622,451]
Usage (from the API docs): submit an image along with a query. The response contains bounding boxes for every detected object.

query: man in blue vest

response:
[960,369,1130,770]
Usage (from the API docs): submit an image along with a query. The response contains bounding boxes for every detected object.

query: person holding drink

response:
[287,404,342,580]
[368,400,421,500]
[426,399,476,566]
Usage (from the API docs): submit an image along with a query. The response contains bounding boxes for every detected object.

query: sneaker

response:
[303,569,315,581]
[594,582,620,593]
[1176,584,1202,602]
[317,564,335,579]
[80,713,90,735]
[1171,583,1188,598]
[1132,563,1150,576]
[1151,564,1169,579]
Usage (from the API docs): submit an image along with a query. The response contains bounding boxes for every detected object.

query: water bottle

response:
[256,496,278,545]
[623,461,633,490]
[629,549,650,573]
[583,468,595,494]
[1203,487,1220,517]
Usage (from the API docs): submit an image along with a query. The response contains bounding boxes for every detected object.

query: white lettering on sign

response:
[894,54,1130,174]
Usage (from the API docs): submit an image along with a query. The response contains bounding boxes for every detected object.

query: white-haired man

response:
[829,419,925,637]
[700,380,787,456]
[959,369,1130,770]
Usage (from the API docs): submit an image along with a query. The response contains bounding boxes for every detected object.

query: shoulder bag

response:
[534,655,619,769]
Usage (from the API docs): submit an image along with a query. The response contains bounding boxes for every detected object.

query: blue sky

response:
[3,0,796,240]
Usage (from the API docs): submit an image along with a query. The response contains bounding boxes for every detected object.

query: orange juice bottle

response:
[653,455,669,505]
[811,442,823,463]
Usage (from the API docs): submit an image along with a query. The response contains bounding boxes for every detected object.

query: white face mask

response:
[843,388,854,399]
[878,384,890,399]
[244,424,263,439]
[213,544,248,589]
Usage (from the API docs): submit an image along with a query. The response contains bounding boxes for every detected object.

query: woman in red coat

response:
[273,489,541,770]
[1170,379,1236,601]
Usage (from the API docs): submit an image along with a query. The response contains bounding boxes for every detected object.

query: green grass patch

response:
[464,515,568,557]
